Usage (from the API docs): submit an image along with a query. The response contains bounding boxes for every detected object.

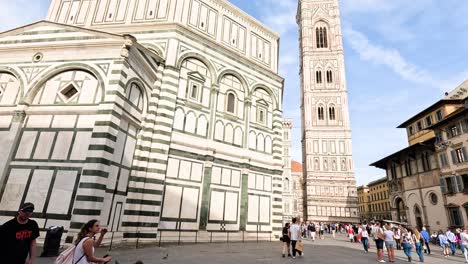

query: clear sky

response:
[2,0,468,185]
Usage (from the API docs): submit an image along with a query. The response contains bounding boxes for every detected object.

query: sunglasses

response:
[20,209,34,214]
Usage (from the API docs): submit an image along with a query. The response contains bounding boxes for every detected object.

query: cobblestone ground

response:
[37,233,467,264]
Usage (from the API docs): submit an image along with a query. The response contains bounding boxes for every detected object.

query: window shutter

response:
[451,176,458,194]
[456,175,464,193]
[451,150,458,164]
[440,178,447,194]
[462,147,467,162]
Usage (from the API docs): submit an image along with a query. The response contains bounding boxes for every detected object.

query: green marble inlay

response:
[198,166,212,230]
[239,173,249,231]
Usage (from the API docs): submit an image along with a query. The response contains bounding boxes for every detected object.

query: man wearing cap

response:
[0,202,40,264]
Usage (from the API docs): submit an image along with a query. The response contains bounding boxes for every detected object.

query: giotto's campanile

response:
[297,0,358,223]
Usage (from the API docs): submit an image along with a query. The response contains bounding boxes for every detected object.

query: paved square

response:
[36,234,467,264]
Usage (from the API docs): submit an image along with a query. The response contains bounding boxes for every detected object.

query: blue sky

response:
[1,0,468,185]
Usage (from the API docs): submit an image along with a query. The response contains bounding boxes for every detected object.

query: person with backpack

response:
[0,202,39,264]
[73,219,111,264]
[412,228,424,262]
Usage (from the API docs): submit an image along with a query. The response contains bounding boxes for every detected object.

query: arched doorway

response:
[395,197,406,222]
[414,205,423,230]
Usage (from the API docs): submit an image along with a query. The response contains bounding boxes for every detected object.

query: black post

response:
[178,230,181,245]
[242,231,244,243]
[210,232,213,243]
[136,231,140,249]
[158,231,162,248]
[195,231,198,244]
[256,225,259,243]
[227,232,229,243]
[109,231,115,251]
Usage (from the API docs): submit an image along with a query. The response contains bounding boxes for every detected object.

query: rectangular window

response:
[462,174,468,191]
[449,207,463,227]
[417,121,423,131]
[446,177,454,193]
[435,132,443,143]
[455,148,465,163]
[408,126,414,136]
[390,163,397,179]
[188,80,201,102]
[404,160,412,176]
[451,125,459,138]
[436,110,443,121]
[425,116,432,126]
[440,153,448,167]
[256,105,267,125]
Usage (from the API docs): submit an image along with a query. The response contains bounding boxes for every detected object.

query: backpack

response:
[54,241,86,264]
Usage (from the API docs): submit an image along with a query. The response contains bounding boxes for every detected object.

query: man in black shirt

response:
[0,202,39,264]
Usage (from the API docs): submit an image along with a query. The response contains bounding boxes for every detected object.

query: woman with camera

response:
[73,219,112,264]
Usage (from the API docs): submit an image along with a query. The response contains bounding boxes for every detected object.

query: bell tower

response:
[297,0,359,223]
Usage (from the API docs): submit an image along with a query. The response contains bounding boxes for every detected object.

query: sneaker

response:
[292,256,296,259]
[378,260,386,263]
[282,254,285,258]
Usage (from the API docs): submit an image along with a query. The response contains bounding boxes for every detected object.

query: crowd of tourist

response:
[281,219,468,263]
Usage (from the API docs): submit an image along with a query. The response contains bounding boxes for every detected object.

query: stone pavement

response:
[36,233,467,264]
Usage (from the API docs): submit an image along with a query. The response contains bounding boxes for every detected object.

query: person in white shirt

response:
[461,228,468,263]
[359,225,369,253]
[289,218,303,259]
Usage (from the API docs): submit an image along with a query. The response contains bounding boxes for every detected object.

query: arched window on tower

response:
[316,27,328,48]
[316,71,322,84]
[329,107,336,120]
[326,70,333,83]
[318,106,324,120]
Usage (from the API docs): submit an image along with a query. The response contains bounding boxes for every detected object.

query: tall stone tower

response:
[297,0,358,223]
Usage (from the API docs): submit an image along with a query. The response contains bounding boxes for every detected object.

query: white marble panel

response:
[259,196,270,223]
[25,169,54,212]
[179,160,191,180]
[52,115,77,128]
[27,115,53,128]
[231,170,240,187]
[191,162,202,182]
[33,132,55,159]
[0,168,30,210]
[255,174,264,190]
[47,170,77,214]
[180,187,199,219]
[16,131,38,159]
[69,131,92,160]
[208,191,224,221]
[248,174,255,189]
[117,168,129,192]
[0,115,12,128]
[76,115,97,128]
[221,168,230,185]
[162,185,182,218]
[264,176,272,192]
[247,195,259,222]
[51,131,73,160]
[211,166,221,184]
[224,192,238,221]
[167,158,180,178]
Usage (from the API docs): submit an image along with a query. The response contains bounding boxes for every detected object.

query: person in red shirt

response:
[0,202,39,264]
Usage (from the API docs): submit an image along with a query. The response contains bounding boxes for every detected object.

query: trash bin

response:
[41,226,64,257]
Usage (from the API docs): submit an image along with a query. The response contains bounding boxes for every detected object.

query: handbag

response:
[295,241,304,252]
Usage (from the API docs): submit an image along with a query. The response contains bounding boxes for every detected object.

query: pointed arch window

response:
[316,71,322,84]
[318,106,324,120]
[226,92,236,114]
[326,70,333,83]
[316,27,328,48]
[329,106,336,120]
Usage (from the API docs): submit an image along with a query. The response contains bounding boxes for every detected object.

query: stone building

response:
[371,96,468,230]
[367,177,391,221]
[297,0,358,223]
[281,119,304,223]
[357,185,370,222]
[429,102,468,227]
[0,0,284,243]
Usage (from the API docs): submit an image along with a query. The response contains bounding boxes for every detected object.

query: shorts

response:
[385,241,395,248]
[282,237,290,244]
[375,239,384,249]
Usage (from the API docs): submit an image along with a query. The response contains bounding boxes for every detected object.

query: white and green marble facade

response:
[0,0,284,243]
